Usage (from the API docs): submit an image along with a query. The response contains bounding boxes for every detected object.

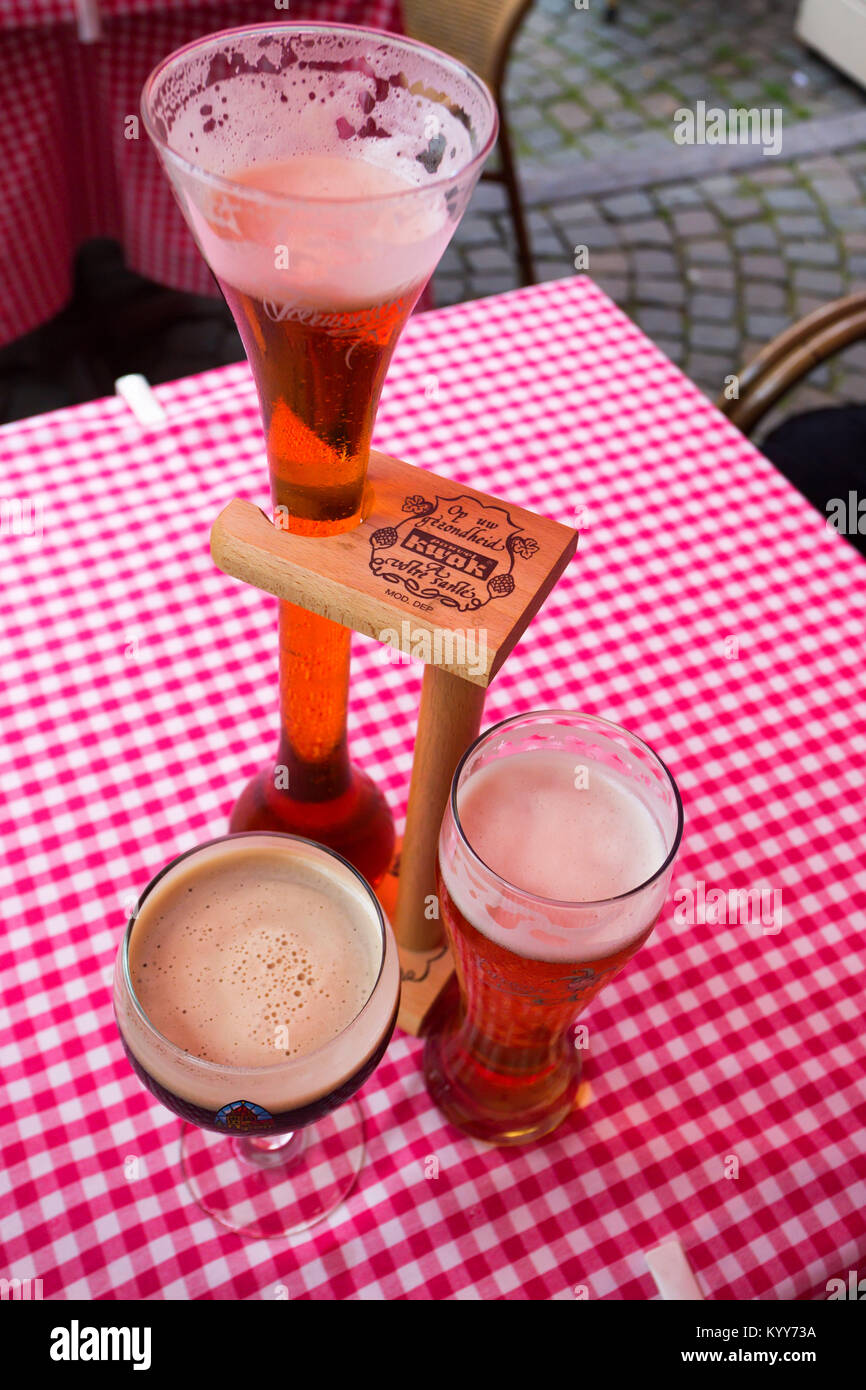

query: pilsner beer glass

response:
[141,26,497,886]
[424,711,684,1144]
[114,832,400,1238]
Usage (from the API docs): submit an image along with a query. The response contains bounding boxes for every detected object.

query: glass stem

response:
[276,600,353,801]
[235,1130,307,1171]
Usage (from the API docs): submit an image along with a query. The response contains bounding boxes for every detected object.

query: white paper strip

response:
[115,375,168,426]
[645,1239,705,1300]
[75,0,101,42]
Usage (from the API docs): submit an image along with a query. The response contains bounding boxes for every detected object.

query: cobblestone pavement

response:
[432,0,866,440]
[508,0,862,164]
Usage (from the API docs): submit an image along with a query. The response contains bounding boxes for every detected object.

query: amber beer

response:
[220,245,425,879]
[199,152,441,880]
[221,276,424,536]
[424,712,684,1144]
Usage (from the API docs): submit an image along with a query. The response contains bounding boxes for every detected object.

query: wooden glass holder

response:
[211,450,578,1036]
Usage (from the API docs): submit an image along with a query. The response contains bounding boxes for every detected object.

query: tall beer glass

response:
[425,711,684,1144]
[141,26,497,886]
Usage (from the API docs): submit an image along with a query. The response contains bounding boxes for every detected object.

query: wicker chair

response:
[717,292,866,435]
[401,0,536,285]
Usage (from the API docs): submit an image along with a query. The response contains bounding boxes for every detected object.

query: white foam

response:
[182,153,449,310]
[116,836,399,1112]
[151,28,491,310]
[129,845,380,1066]
[439,751,671,963]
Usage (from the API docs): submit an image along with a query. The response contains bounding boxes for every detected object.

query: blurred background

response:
[2,0,865,459]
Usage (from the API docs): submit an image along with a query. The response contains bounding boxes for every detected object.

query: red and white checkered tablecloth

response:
[0,1,402,36]
[0,0,403,346]
[0,1,311,27]
[1,277,864,1300]
[0,1,240,29]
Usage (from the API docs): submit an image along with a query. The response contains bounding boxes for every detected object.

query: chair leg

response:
[497,114,536,287]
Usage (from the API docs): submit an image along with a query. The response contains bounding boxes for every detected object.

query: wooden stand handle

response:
[393,667,486,951]
[209,451,578,1029]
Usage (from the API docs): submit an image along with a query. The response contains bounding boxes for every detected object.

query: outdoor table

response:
[1,276,863,1300]
[0,0,403,346]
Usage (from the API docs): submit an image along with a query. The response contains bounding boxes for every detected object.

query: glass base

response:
[180,1100,365,1238]
[423,1002,583,1146]
[229,764,395,888]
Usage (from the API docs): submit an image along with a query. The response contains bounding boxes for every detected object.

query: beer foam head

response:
[144,26,497,308]
[115,835,400,1112]
[128,840,381,1066]
[185,154,449,310]
[439,735,680,964]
